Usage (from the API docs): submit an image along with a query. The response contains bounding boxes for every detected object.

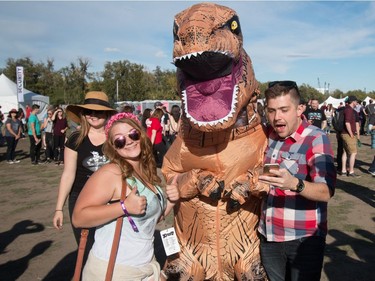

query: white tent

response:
[364,96,373,105]
[321,95,374,109]
[320,96,346,109]
[0,73,49,119]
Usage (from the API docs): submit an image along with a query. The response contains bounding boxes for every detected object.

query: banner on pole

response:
[16,66,24,102]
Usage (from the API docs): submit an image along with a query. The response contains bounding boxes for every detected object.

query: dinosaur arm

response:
[162,136,224,200]
[227,169,269,205]
[162,136,200,199]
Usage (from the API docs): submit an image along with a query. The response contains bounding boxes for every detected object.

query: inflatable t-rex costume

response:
[162,3,268,280]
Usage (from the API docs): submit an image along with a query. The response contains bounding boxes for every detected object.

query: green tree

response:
[299,83,324,102]
[59,58,90,104]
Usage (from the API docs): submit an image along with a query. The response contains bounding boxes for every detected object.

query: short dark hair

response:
[265,80,301,106]
[32,104,40,110]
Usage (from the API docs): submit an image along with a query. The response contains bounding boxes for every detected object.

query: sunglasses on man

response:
[268,80,300,95]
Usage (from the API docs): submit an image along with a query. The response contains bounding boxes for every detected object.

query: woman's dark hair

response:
[141,108,152,129]
[171,105,181,122]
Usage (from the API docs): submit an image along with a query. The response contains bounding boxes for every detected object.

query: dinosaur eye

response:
[173,21,179,41]
[225,15,241,35]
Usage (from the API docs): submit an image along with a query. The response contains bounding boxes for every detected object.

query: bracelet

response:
[120,200,139,233]
[120,201,129,217]
[55,209,63,212]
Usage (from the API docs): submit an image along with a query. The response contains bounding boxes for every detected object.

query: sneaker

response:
[348,172,361,178]
[31,161,37,165]
[12,159,20,163]
[338,171,347,176]
[7,160,14,164]
[368,170,375,176]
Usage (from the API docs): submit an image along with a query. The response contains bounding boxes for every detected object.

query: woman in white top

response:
[73,112,179,281]
[324,103,334,135]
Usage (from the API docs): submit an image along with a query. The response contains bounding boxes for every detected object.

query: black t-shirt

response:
[304,108,327,129]
[65,131,108,195]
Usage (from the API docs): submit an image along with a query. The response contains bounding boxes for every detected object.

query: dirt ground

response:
[0,133,374,281]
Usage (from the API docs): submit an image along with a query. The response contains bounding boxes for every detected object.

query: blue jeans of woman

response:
[260,235,325,281]
[5,136,18,161]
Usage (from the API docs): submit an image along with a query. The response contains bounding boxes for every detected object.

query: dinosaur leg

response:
[234,239,268,281]
[165,250,206,281]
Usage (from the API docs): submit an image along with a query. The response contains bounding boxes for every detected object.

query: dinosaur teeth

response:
[181,84,240,127]
[174,51,231,63]
[174,51,202,62]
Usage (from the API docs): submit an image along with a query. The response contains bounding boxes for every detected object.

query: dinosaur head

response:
[173,3,258,132]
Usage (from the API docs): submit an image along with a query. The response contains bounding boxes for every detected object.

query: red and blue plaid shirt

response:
[258,118,336,242]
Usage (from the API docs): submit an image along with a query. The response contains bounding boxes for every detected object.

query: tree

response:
[299,83,324,102]
[59,58,91,104]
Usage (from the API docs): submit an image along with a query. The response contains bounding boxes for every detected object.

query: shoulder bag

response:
[73,181,128,281]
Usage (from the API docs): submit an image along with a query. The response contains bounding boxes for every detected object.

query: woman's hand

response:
[125,186,147,215]
[53,210,64,230]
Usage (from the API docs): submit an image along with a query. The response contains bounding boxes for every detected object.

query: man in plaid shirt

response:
[258,81,336,281]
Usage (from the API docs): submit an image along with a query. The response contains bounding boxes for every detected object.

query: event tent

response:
[321,95,374,109]
[0,73,49,119]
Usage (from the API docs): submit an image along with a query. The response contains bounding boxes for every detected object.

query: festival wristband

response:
[120,200,139,233]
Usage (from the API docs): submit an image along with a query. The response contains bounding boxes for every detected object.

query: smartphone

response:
[262,163,280,176]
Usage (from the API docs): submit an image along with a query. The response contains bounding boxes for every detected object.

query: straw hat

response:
[66,91,116,123]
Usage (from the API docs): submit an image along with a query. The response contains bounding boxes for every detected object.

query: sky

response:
[0,1,374,93]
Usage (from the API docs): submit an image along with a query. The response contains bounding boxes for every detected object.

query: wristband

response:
[120,201,130,216]
[120,200,139,233]
[55,210,63,212]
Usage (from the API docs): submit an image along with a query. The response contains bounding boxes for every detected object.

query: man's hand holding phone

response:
[259,163,298,191]
[261,163,280,177]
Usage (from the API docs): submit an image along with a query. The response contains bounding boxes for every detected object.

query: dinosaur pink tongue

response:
[185,74,234,122]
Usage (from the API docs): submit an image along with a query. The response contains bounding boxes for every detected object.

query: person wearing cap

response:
[154,101,163,109]
[53,91,117,266]
[27,104,42,165]
[4,108,22,164]
[340,95,361,177]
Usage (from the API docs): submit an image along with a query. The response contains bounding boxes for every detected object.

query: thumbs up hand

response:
[166,175,180,203]
[126,186,147,215]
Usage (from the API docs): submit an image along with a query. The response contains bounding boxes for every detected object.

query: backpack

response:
[332,108,345,132]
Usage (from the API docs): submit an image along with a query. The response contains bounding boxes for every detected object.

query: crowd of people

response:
[1,98,182,168]
[298,96,375,177]
[1,87,374,280]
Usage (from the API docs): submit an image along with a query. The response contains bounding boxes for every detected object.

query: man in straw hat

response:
[53,91,116,266]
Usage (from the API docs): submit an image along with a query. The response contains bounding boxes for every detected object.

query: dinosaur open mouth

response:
[175,51,240,127]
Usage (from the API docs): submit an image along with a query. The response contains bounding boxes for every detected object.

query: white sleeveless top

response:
[92,177,166,266]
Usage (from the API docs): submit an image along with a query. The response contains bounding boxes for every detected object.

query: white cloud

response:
[104,48,120,53]
[155,50,167,58]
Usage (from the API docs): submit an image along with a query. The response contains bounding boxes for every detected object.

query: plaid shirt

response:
[258,118,336,242]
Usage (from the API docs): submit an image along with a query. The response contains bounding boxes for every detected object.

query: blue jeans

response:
[260,235,325,281]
